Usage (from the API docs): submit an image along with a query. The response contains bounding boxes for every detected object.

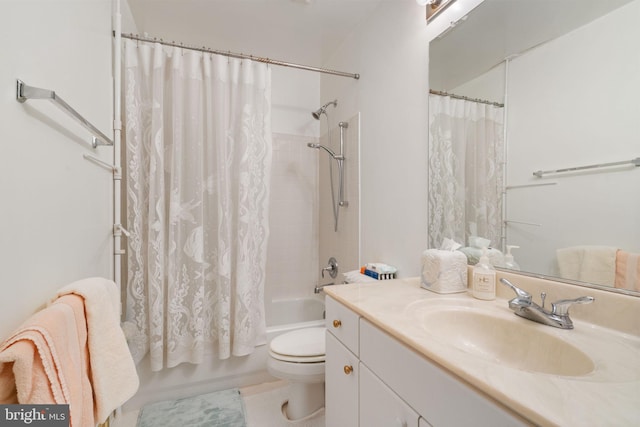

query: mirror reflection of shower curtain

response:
[428,94,504,249]
[122,39,272,371]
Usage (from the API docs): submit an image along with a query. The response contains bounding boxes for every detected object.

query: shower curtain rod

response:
[429,89,504,107]
[119,32,360,80]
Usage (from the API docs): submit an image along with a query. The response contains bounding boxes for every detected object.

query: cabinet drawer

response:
[360,319,528,427]
[325,296,360,356]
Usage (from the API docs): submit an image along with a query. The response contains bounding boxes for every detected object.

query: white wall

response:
[452,62,505,104]
[0,0,114,340]
[506,0,640,277]
[321,2,430,277]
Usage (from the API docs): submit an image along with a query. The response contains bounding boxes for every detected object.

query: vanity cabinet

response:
[325,296,528,427]
[325,332,359,427]
[360,364,421,427]
[325,296,360,426]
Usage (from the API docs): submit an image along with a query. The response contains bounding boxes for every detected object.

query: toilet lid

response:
[269,327,326,358]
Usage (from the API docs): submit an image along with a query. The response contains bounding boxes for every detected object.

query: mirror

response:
[428,0,640,296]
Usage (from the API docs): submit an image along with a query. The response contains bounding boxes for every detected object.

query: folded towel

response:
[55,277,139,423]
[614,250,640,292]
[421,249,468,294]
[556,246,617,286]
[343,270,377,284]
[0,295,94,427]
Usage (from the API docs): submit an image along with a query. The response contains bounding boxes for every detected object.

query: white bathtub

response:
[125,296,326,411]
[266,297,325,338]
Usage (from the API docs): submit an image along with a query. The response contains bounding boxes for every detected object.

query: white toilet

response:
[267,327,326,420]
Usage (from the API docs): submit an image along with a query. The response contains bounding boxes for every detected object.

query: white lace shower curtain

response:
[428,94,504,249]
[123,39,272,371]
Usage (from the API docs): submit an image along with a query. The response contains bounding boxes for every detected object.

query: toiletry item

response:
[504,245,521,271]
[360,266,396,280]
[364,263,398,274]
[472,247,496,300]
[421,248,468,294]
[458,235,504,266]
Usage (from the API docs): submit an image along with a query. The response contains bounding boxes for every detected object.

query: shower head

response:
[312,99,337,120]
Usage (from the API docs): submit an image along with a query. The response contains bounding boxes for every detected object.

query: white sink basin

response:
[406,300,595,377]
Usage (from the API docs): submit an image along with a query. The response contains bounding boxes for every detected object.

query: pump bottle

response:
[472,247,496,300]
[504,245,520,271]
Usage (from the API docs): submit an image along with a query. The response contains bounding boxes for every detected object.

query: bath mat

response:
[137,388,247,427]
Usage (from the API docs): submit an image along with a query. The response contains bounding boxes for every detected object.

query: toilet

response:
[267,327,326,420]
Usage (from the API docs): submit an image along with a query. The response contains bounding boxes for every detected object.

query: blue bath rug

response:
[137,388,246,427]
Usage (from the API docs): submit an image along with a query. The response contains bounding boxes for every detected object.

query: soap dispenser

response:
[504,245,520,271]
[472,247,496,300]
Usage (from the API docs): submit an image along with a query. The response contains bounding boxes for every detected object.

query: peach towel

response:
[615,250,640,292]
[556,246,617,286]
[0,295,94,427]
[56,277,139,424]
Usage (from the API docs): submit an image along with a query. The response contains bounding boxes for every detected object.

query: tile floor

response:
[111,380,325,427]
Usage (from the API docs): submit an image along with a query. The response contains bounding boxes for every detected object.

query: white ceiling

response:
[126,0,387,67]
[429,0,634,90]
[126,0,634,88]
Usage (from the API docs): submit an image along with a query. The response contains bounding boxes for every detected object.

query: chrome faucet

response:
[314,282,335,294]
[499,278,594,329]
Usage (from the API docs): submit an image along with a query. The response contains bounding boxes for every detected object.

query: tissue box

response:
[421,249,468,294]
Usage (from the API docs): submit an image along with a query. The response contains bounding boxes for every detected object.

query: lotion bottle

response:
[504,245,520,271]
[472,247,496,300]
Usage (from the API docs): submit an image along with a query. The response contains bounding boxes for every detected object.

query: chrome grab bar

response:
[16,79,113,148]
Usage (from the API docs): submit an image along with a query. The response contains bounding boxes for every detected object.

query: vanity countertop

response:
[324,276,640,427]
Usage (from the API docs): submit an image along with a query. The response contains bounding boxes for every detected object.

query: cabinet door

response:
[360,319,528,426]
[325,331,359,427]
[360,364,420,427]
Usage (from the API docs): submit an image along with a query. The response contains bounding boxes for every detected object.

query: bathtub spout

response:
[314,282,335,294]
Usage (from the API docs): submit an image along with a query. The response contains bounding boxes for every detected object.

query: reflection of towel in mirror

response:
[556,246,617,287]
[614,250,640,292]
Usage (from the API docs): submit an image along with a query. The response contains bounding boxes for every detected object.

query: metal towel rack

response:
[533,157,640,178]
[16,79,113,148]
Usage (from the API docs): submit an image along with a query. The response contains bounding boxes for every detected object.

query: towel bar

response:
[16,79,113,148]
[533,157,639,178]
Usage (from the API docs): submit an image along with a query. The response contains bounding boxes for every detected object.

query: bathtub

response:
[266,296,325,337]
[125,296,326,411]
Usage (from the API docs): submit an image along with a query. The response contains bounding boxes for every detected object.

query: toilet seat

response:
[269,327,326,363]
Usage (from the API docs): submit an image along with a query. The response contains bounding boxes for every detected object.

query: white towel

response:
[55,277,139,423]
[343,270,377,284]
[556,246,617,286]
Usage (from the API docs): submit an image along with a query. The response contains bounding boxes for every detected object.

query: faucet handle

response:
[322,257,339,279]
[551,296,594,316]
[499,278,532,302]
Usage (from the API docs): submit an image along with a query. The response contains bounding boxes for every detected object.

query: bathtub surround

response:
[123,38,273,371]
[318,113,361,279]
[266,133,320,304]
